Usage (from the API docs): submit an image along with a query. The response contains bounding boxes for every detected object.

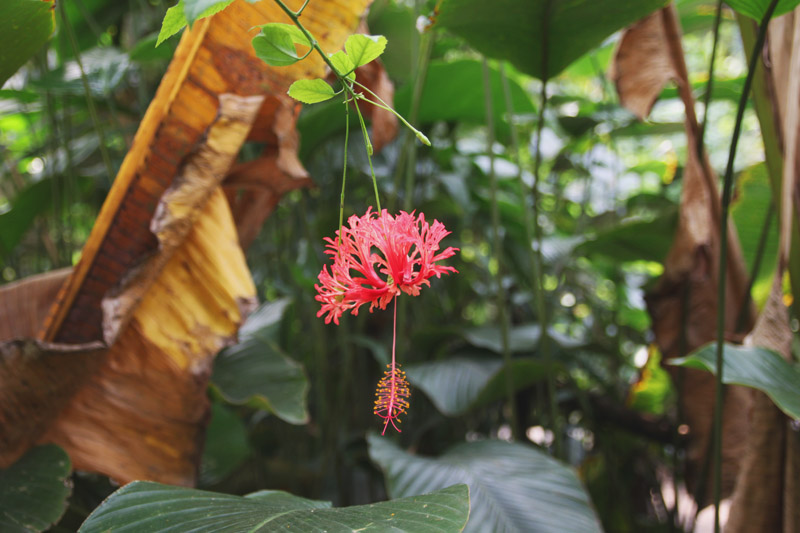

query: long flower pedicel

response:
[315,208,457,433]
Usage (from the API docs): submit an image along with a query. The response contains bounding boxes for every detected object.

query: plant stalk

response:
[482,58,518,439]
[711,1,780,530]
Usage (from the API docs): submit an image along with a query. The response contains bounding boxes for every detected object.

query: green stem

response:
[60,0,115,185]
[271,0,341,76]
[338,100,350,232]
[353,90,429,145]
[712,1,779,530]
[482,58,518,439]
[352,96,381,212]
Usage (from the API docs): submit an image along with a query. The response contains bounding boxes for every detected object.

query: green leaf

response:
[436,0,670,80]
[576,211,678,264]
[407,356,551,416]
[0,445,72,533]
[329,50,356,80]
[183,0,235,25]
[369,436,602,533]
[287,78,335,104]
[254,23,310,47]
[671,343,800,420]
[129,33,175,62]
[156,0,234,46]
[200,403,252,485]
[78,481,470,532]
[731,163,779,305]
[0,176,93,257]
[724,0,800,20]
[252,25,302,67]
[211,299,309,424]
[0,0,56,87]
[393,59,535,131]
[344,34,387,68]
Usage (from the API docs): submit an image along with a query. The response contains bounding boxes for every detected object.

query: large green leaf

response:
[200,402,252,485]
[725,0,800,20]
[731,163,779,304]
[78,481,470,532]
[407,356,550,416]
[671,343,800,420]
[462,323,583,354]
[0,0,55,88]
[369,436,603,533]
[211,299,309,424]
[576,211,678,264]
[394,59,535,127]
[0,445,72,533]
[435,0,670,80]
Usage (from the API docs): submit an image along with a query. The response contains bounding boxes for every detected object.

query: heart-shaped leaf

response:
[78,481,470,532]
[252,25,302,67]
[329,50,356,80]
[344,34,387,68]
[288,78,336,104]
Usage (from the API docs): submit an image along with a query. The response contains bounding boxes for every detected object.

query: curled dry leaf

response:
[614,5,754,503]
[0,0,373,485]
[224,96,312,249]
[610,9,677,120]
[727,11,800,532]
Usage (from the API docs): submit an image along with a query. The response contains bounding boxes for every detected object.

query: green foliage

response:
[287,78,336,104]
[435,0,670,79]
[329,51,356,79]
[672,343,800,420]
[78,481,470,532]
[369,436,603,533]
[211,299,310,424]
[725,0,800,20]
[156,0,234,46]
[252,23,311,67]
[200,403,253,485]
[407,356,551,416]
[344,34,387,68]
[0,0,55,87]
[0,445,72,533]
[182,0,236,26]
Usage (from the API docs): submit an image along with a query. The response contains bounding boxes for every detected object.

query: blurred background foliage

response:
[0,0,779,531]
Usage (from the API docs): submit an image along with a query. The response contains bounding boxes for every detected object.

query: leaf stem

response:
[712,1,780,530]
[352,96,381,212]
